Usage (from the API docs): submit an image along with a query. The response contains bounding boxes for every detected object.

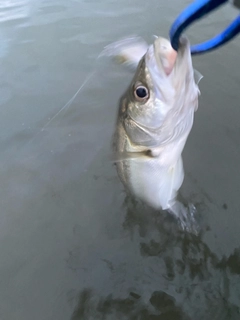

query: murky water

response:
[0,1,239,319]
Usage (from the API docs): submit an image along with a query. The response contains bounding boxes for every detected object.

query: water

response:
[0,1,239,319]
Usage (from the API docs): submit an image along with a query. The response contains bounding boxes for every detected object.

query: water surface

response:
[0,1,240,319]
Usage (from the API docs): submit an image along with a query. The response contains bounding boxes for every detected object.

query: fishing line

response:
[24,70,95,148]
[40,71,95,132]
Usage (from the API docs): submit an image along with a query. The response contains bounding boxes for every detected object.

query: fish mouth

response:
[148,37,177,76]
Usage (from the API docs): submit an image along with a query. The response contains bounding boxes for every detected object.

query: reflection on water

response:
[0,0,240,320]
[70,197,240,319]
[0,0,30,22]
[71,289,190,320]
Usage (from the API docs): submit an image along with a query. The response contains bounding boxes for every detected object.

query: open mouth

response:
[153,37,177,76]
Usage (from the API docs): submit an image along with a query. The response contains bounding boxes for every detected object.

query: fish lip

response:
[144,45,168,92]
[152,45,164,71]
[145,44,162,74]
[144,46,170,106]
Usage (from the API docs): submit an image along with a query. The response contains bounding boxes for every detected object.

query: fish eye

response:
[134,85,149,101]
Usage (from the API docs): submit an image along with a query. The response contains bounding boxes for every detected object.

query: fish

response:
[103,35,202,228]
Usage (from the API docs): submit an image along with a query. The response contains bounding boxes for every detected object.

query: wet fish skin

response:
[111,36,200,219]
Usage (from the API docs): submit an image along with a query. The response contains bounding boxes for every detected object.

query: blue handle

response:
[170,0,240,55]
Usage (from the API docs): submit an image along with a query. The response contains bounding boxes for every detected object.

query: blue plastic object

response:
[169,0,240,55]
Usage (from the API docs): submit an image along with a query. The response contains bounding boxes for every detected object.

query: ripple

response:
[0,0,30,23]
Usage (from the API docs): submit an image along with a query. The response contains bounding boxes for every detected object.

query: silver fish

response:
[106,36,202,223]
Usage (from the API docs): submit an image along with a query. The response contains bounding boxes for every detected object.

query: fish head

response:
[118,36,200,147]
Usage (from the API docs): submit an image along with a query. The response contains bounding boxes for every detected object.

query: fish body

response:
[109,36,200,217]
